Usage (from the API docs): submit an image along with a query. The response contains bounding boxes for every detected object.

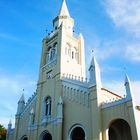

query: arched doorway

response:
[109,119,132,140]
[70,126,85,140]
[39,131,52,140]
[23,138,27,140]
[42,133,52,140]
[21,135,28,140]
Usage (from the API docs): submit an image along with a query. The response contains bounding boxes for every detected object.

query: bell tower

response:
[38,0,85,83]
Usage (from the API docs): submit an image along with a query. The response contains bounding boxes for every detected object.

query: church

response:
[6,0,140,140]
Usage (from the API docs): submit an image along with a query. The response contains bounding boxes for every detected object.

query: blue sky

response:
[0,0,140,127]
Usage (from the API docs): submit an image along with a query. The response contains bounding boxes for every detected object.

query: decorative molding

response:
[62,83,90,107]
[41,116,63,126]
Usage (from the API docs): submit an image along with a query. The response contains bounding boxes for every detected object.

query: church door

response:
[23,138,27,140]
[71,127,85,140]
[42,133,52,140]
[109,119,132,140]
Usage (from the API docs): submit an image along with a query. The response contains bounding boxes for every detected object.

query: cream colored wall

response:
[62,99,91,139]
[101,101,138,140]
[135,109,140,139]
[15,99,36,140]
[60,26,85,79]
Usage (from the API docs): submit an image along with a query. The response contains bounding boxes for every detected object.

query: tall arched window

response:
[52,43,57,58]
[65,43,78,63]
[46,46,52,63]
[29,108,35,125]
[46,43,57,64]
[45,96,51,116]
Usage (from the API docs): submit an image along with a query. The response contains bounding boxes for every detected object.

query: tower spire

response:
[89,52,102,87]
[124,74,133,101]
[59,0,70,17]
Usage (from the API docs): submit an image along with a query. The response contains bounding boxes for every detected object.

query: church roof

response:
[59,0,70,17]
[101,88,122,98]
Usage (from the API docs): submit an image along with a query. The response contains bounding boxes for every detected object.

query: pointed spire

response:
[59,0,70,17]
[8,119,12,125]
[124,74,133,100]
[8,119,12,133]
[89,56,98,70]
[89,52,102,87]
[19,93,25,103]
[18,89,25,103]
[17,90,25,115]
[89,50,99,71]
[125,74,130,85]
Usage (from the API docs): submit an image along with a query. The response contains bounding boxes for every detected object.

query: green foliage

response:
[0,125,7,140]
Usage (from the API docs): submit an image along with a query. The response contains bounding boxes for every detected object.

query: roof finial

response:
[92,49,94,56]
[19,89,25,102]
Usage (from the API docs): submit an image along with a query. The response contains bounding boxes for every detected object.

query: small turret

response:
[124,74,133,101]
[88,55,102,87]
[7,119,12,133]
[16,93,25,115]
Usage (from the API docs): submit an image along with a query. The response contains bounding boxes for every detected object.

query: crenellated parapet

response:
[101,95,128,109]
[61,73,88,83]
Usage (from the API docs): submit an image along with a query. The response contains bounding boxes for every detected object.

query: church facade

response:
[7,0,140,140]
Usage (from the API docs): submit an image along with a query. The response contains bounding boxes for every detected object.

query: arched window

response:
[46,43,57,64]
[68,48,71,57]
[52,43,57,58]
[65,43,71,56]
[45,96,51,116]
[72,51,74,59]
[46,46,52,63]
[29,108,35,125]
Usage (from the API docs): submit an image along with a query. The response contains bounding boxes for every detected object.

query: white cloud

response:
[103,0,140,36]
[0,73,36,128]
[90,38,140,63]
[0,74,36,96]
[125,45,140,62]
[94,41,121,61]
[104,80,140,105]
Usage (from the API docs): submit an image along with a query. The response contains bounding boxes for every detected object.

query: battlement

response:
[101,95,128,109]
[61,73,88,84]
